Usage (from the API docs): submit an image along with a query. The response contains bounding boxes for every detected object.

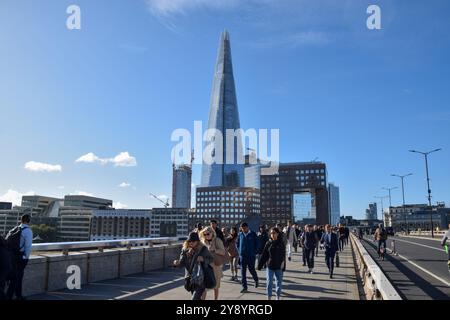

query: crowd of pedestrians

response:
[175,219,351,300]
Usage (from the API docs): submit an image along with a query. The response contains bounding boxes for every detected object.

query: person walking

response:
[174,232,214,300]
[320,224,339,279]
[283,221,297,262]
[0,236,12,300]
[225,226,239,281]
[199,226,226,300]
[193,222,203,234]
[314,225,323,257]
[210,220,225,244]
[237,222,259,293]
[441,224,450,269]
[374,224,388,260]
[344,226,350,246]
[293,224,301,253]
[301,225,318,274]
[256,225,269,268]
[338,224,346,252]
[301,225,307,266]
[257,227,286,300]
[6,214,33,300]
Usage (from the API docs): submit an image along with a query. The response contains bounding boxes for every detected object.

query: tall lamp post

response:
[391,173,413,234]
[409,148,442,238]
[375,195,389,226]
[382,186,398,208]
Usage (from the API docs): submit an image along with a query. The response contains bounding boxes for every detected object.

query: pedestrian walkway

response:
[30,247,359,300]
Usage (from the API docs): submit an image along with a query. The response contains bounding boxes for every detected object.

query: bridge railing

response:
[23,237,184,297]
[406,230,446,238]
[31,237,182,254]
[350,233,402,300]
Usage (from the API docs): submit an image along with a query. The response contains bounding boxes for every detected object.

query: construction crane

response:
[149,192,169,208]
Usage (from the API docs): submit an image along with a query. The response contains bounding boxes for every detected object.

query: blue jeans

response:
[240,256,258,289]
[266,268,283,298]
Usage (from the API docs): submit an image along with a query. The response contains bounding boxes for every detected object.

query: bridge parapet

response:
[23,238,183,297]
[350,234,402,300]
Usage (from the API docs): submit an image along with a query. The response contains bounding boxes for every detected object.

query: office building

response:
[260,162,329,226]
[328,183,341,226]
[58,195,113,241]
[201,31,244,188]
[192,187,260,230]
[0,202,12,210]
[172,164,192,208]
[150,208,190,238]
[365,203,378,221]
[384,203,450,231]
[90,209,151,241]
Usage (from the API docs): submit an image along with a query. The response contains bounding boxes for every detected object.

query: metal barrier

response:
[32,237,181,254]
[350,233,402,300]
[407,231,446,237]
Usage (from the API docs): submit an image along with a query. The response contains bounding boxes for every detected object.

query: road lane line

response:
[389,250,450,287]
[393,238,444,252]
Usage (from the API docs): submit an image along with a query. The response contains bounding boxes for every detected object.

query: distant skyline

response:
[1,0,450,218]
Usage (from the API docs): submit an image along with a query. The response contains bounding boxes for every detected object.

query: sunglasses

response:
[204,233,211,236]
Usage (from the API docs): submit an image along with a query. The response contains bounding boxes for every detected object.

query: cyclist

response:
[374,224,388,260]
[441,224,450,271]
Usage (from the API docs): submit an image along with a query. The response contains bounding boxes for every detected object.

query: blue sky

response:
[1,0,449,218]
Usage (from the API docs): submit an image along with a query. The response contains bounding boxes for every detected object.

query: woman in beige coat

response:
[199,226,226,300]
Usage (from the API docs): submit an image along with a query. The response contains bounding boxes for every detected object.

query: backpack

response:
[5,225,26,256]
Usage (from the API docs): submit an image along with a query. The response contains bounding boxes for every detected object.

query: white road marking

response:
[389,250,450,287]
[393,238,444,252]
[112,277,184,300]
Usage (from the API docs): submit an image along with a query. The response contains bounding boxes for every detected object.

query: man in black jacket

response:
[210,220,225,244]
[257,227,286,300]
[0,236,12,300]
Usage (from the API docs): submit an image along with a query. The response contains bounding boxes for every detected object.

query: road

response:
[360,234,449,300]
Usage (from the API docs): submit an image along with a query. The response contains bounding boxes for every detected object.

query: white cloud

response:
[118,182,131,188]
[0,189,35,207]
[75,152,106,165]
[58,186,65,190]
[75,152,137,167]
[145,0,239,16]
[114,201,128,209]
[24,161,62,173]
[110,152,137,167]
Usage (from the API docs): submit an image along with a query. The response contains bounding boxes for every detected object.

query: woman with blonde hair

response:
[199,226,227,300]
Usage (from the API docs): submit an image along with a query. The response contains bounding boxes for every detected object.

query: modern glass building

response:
[328,183,341,225]
[172,164,192,208]
[201,31,244,188]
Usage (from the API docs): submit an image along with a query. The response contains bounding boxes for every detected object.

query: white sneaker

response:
[310,270,314,274]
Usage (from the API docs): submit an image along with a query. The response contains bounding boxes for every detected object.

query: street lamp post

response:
[382,186,398,208]
[409,149,442,238]
[375,195,389,226]
[391,173,413,234]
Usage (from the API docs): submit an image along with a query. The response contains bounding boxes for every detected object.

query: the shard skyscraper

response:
[201,31,244,187]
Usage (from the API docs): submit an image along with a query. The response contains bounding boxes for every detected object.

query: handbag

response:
[183,248,203,292]
[202,262,217,289]
[213,251,230,266]
[335,252,340,268]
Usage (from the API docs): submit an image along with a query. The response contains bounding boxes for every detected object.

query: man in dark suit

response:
[320,224,339,279]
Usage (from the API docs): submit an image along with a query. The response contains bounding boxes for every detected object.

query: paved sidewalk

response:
[31,245,359,300]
